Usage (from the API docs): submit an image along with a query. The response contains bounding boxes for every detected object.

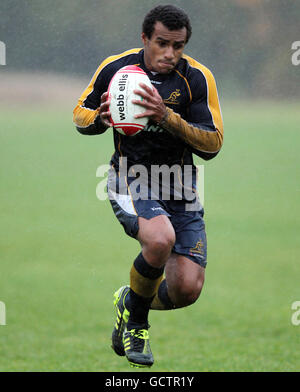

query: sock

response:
[150,278,176,310]
[126,252,164,330]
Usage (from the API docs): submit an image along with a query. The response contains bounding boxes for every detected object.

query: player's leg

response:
[123,214,175,367]
[151,253,205,309]
[108,163,175,366]
[150,204,207,310]
[126,214,175,327]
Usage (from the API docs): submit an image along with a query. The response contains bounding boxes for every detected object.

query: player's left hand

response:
[132,83,167,124]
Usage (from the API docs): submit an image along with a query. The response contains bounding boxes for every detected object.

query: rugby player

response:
[73,5,223,368]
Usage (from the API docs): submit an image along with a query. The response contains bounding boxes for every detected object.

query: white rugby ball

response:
[108,65,152,136]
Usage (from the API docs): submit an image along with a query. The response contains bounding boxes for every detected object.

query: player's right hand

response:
[99,92,113,128]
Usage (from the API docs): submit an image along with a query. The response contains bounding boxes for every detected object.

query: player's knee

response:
[172,278,204,308]
[146,233,175,260]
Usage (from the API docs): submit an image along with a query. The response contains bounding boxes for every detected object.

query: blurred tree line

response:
[0,0,299,99]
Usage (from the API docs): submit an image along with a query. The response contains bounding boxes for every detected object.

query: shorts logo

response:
[189,240,205,256]
[163,89,181,105]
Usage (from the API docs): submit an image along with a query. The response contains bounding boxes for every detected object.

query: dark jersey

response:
[73,48,223,200]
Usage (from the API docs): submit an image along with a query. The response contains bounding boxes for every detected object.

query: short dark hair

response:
[142,5,192,43]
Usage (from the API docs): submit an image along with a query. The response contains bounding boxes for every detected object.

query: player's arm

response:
[162,67,223,160]
[73,63,112,135]
[133,69,223,160]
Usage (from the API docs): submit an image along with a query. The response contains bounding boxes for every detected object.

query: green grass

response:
[0,101,300,371]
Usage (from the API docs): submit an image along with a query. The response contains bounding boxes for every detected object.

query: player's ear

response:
[141,32,147,46]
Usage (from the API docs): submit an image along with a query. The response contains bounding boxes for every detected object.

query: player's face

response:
[142,21,187,74]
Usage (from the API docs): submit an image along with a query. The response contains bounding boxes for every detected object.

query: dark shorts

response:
[107,167,207,268]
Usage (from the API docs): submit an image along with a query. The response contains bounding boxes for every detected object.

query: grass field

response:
[0,100,299,372]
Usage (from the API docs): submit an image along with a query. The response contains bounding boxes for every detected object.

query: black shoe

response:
[123,328,154,368]
[111,286,130,356]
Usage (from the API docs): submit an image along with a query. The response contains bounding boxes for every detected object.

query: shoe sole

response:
[129,361,153,368]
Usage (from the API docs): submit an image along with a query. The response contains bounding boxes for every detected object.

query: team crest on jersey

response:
[163,89,181,105]
[189,240,205,256]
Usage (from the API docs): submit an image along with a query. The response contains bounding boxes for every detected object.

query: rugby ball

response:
[108,65,152,136]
